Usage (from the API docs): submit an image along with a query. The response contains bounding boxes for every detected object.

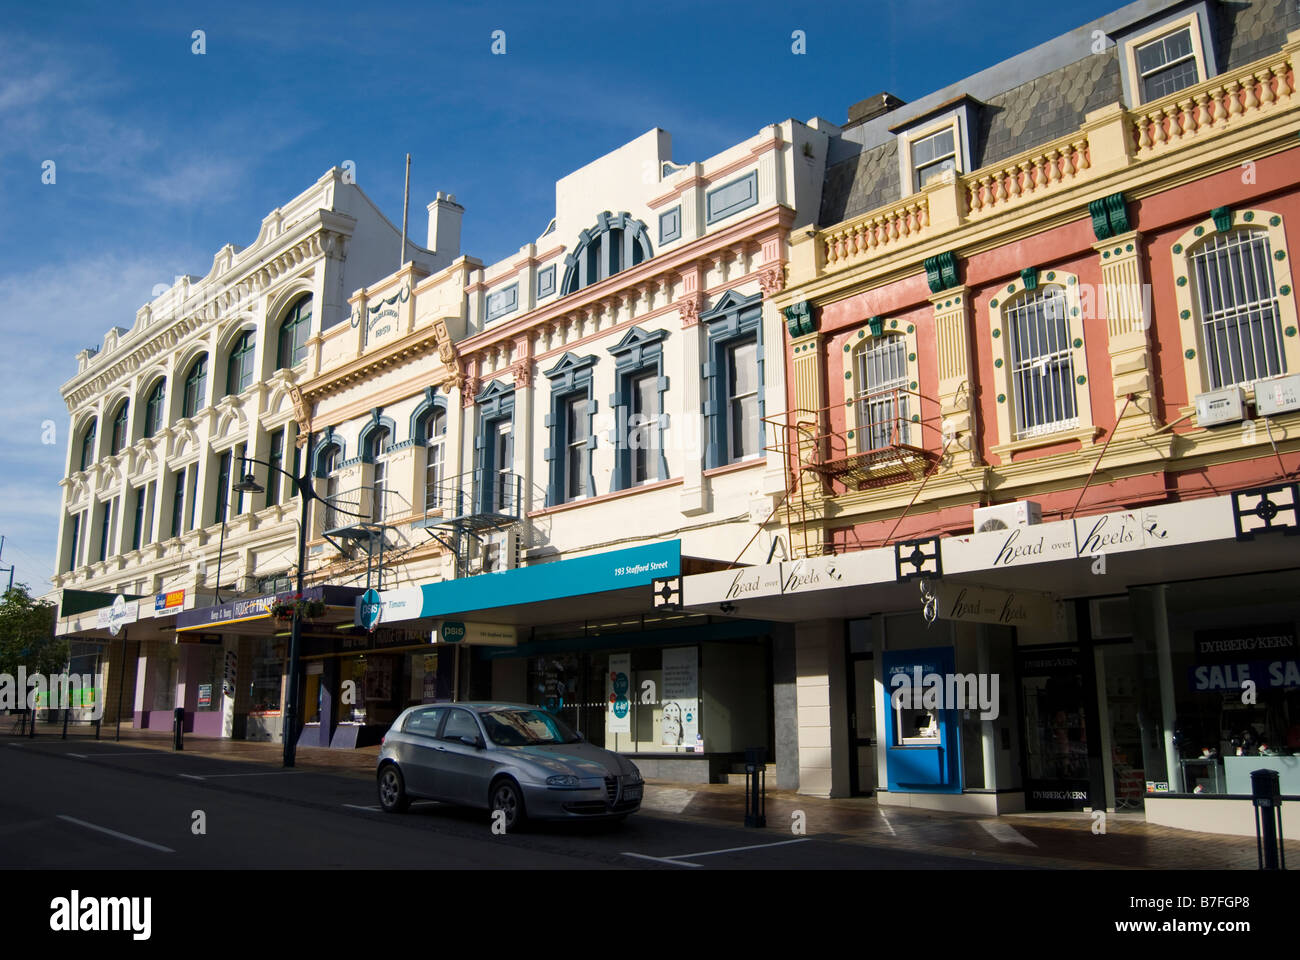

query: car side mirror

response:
[459,735,484,749]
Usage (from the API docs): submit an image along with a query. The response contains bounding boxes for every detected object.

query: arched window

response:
[424,407,447,512]
[276,295,312,370]
[182,355,208,418]
[110,401,129,455]
[143,379,166,438]
[854,335,910,450]
[79,419,97,471]
[317,444,342,530]
[560,213,652,295]
[226,331,256,396]
[369,428,391,522]
[1188,229,1286,390]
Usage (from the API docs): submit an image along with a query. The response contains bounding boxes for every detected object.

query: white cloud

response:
[0,248,205,592]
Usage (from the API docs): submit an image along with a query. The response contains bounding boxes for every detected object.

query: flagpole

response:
[399,153,411,270]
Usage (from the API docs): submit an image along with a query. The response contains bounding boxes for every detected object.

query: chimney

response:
[845,92,905,129]
[427,191,464,259]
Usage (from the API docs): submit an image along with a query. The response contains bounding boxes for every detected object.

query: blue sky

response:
[0,0,1122,593]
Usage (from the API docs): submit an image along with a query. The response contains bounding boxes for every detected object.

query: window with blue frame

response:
[607,327,669,490]
[700,291,764,469]
[561,213,652,296]
[143,379,166,438]
[543,353,597,505]
[78,419,97,471]
[474,382,516,514]
[226,330,256,396]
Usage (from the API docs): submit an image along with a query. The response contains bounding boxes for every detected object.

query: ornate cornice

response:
[62,213,356,412]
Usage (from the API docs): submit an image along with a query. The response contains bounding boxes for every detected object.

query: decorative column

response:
[1091,192,1158,438]
[925,252,979,468]
[510,335,534,522]
[783,299,825,557]
[678,263,708,516]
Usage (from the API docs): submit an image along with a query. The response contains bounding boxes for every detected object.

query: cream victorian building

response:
[52,168,441,739]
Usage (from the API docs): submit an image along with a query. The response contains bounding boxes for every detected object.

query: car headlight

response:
[546,774,581,787]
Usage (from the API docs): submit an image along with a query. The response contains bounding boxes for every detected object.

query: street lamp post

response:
[233,435,374,767]
[232,434,317,769]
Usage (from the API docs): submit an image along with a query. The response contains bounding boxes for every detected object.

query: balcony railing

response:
[413,468,524,534]
[765,388,943,492]
[320,486,406,533]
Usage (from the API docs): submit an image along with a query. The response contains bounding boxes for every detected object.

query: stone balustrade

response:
[811,34,1299,279]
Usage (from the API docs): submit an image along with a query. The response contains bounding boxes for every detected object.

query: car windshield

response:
[480,708,581,746]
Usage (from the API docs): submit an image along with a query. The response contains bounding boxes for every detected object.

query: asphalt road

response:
[0,737,1015,869]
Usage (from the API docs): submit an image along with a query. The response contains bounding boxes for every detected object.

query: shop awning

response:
[176,584,365,637]
[359,540,682,628]
[678,490,1300,624]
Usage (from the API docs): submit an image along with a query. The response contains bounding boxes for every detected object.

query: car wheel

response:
[490,778,526,832]
[378,764,409,814]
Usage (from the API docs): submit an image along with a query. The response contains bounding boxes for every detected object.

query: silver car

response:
[376,702,643,829]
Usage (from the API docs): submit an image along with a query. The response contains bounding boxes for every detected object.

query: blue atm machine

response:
[882,647,962,794]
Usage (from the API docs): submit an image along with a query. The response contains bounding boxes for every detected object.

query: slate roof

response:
[819,0,1297,228]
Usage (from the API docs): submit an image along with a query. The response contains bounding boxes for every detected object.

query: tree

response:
[0,584,63,679]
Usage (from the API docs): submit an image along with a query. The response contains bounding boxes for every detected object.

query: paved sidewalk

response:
[58,726,1297,870]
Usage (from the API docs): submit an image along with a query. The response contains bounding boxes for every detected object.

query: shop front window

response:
[249,637,284,713]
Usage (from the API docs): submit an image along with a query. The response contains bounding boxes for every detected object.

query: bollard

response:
[744,746,767,828]
[173,706,185,751]
[1251,768,1284,870]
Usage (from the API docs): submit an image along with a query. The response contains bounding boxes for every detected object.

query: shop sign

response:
[198,684,212,708]
[1187,659,1300,691]
[355,587,421,629]
[608,653,631,735]
[370,541,681,624]
[340,626,435,652]
[943,520,1077,575]
[684,549,894,606]
[942,497,1237,575]
[926,581,1061,629]
[97,595,139,635]
[1194,624,1297,664]
[154,589,185,613]
[431,621,517,646]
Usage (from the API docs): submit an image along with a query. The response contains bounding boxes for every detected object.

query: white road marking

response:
[57,815,175,853]
[69,752,175,759]
[68,753,87,759]
[979,820,1036,846]
[178,774,206,781]
[638,787,695,814]
[619,851,703,868]
[668,838,812,859]
[343,804,382,812]
[878,808,897,836]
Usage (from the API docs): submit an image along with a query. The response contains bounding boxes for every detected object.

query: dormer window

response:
[560,212,652,295]
[1135,26,1198,101]
[1113,9,1216,107]
[911,127,958,190]
[891,97,979,199]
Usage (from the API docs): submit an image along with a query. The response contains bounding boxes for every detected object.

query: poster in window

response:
[608,653,631,735]
[661,646,699,747]
[364,657,393,701]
